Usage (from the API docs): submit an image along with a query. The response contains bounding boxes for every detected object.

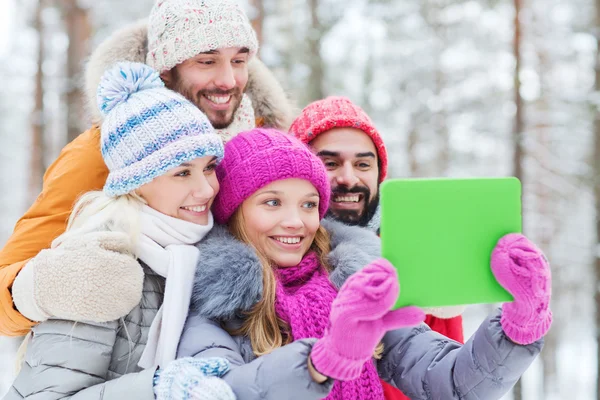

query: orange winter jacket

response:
[0,127,108,336]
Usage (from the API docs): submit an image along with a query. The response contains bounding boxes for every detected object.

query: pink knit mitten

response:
[491,233,552,345]
[311,259,425,381]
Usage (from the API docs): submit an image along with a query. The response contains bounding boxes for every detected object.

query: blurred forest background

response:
[0,0,596,398]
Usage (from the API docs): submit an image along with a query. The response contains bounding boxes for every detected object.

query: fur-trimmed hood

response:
[83,20,297,128]
[191,218,381,320]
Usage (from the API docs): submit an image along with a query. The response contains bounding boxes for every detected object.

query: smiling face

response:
[136,156,219,225]
[161,47,250,129]
[310,127,380,226]
[238,178,321,267]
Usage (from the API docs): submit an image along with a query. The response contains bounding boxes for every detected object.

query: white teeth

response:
[334,195,360,203]
[206,95,231,104]
[274,237,301,244]
[182,205,206,213]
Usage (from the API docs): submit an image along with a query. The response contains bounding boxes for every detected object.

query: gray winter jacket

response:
[5,265,163,400]
[2,219,376,400]
[178,219,544,400]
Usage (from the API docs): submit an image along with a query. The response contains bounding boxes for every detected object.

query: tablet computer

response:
[381,177,520,309]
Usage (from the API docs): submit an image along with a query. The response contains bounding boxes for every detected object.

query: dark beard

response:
[169,70,243,129]
[196,88,243,129]
[326,186,380,227]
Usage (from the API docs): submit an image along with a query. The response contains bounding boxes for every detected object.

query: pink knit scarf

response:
[274,252,384,400]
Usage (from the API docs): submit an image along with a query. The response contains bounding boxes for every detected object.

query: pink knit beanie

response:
[213,128,330,224]
[289,96,388,182]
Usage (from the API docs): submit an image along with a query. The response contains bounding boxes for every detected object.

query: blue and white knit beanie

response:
[98,62,224,197]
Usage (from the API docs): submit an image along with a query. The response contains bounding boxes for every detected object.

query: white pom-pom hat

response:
[97,62,224,197]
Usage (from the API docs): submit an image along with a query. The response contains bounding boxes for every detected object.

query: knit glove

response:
[311,259,425,381]
[12,231,144,322]
[491,233,552,345]
[153,357,236,400]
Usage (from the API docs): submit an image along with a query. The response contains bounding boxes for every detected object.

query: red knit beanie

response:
[289,96,388,182]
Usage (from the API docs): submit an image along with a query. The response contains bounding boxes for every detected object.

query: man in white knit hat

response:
[0,0,295,336]
[147,0,259,135]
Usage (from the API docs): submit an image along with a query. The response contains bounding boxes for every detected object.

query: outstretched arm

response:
[379,312,542,400]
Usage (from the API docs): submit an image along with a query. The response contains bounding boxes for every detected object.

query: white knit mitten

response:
[153,357,235,400]
[12,231,144,322]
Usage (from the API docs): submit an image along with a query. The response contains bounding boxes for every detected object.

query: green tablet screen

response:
[380,177,520,309]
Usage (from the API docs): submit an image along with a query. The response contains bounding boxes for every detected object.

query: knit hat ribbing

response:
[213,129,330,224]
[289,96,388,182]
[147,0,259,72]
[98,62,224,197]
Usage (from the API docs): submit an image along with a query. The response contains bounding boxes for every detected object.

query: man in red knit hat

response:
[290,97,387,231]
[289,96,465,399]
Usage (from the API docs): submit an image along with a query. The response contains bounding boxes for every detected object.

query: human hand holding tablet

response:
[380,177,521,309]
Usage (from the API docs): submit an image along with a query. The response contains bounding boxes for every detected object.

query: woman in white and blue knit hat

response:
[6,62,236,400]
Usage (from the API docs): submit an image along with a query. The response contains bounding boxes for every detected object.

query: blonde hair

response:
[227,206,384,359]
[14,189,146,375]
[228,207,332,356]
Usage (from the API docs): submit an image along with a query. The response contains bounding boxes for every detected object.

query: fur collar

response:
[83,20,297,128]
[191,218,381,320]
[366,202,381,233]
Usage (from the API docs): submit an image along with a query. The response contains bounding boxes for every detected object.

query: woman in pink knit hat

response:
[177,128,552,400]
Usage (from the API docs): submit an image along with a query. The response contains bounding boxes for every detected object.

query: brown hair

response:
[227,206,383,358]
[227,206,331,356]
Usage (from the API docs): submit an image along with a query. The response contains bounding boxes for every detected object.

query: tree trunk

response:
[29,0,46,205]
[536,123,557,398]
[250,0,264,56]
[532,15,555,395]
[512,0,525,397]
[407,127,420,177]
[306,0,324,103]
[63,0,91,144]
[435,71,449,176]
[595,92,600,400]
[361,49,374,115]
[513,0,524,184]
[432,2,449,176]
[594,2,600,399]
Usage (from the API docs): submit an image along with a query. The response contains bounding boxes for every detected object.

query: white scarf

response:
[214,94,256,144]
[137,205,213,369]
